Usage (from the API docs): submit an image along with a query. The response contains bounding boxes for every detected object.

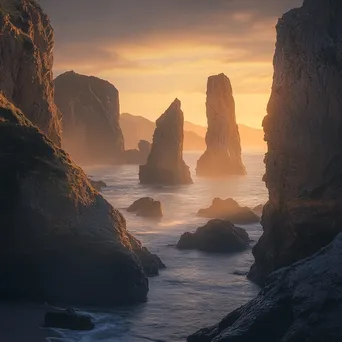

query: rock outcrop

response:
[127,197,163,218]
[249,0,342,285]
[0,94,164,306]
[89,180,107,192]
[0,0,61,145]
[197,198,260,225]
[177,219,250,253]
[188,233,342,342]
[44,308,94,331]
[54,71,124,164]
[124,140,151,165]
[196,74,246,176]
[139,99,193,185]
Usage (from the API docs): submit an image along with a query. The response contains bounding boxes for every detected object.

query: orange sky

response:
[42,0,303,128]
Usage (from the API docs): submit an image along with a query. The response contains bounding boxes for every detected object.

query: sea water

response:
[51,151,267,342]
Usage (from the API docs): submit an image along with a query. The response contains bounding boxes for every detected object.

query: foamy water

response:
[51,151,267,342]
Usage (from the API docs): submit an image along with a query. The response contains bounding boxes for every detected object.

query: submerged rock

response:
[139,99,193,185]
[124,140,151,165]
[188,233,342,342]
[0,0,61,145]
[0,94,163,306]
[197,198,259,224]
[127,197,163,218]
[177,219,250,253]
[54,71,124,164]
[196,74,246,176]
[44,308,94,331]
[249,0,342,285]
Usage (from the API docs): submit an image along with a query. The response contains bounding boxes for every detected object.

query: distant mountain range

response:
[120,113,266,151]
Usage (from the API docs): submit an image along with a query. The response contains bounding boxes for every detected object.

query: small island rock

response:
[177,219,250,253]
[197,198,260,224]
[127,197,163,218]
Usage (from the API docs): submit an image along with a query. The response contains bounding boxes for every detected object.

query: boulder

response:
[197,198,259,224]
[0,94,164,306]
[196,74,246,176]
[44,308,94,331]
[177,219,250,253]
[248,0,342,285]
[188,233,342,342]
[127,197,163,218]
[0,0,61,145]
[139,99,193,185]
[89,180,107,192]
[54,71,124,164]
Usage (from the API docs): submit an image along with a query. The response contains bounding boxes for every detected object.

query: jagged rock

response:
[177,219,250,253]
[0,0,61,145]
[139,99,193,185]
[89,180,107,192]
[124,140,151,165]
[127,197,163,218]
[0,94,164,306]
[188,233,342,342]
[196,74,246,176]
[197,198,259,225]
[44,308,94,331]
[54,71,124,164]
[248,0,342,285]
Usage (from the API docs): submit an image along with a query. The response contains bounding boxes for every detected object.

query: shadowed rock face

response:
[0,0,61,145]
[54,71,124,164]
[248,0,342,285]
[139,99,193,185]
[188,233,342,342]
[197,74,246,176]
[0,94,164,306]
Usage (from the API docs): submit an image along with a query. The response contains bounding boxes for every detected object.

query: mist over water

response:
[52,151,267,342]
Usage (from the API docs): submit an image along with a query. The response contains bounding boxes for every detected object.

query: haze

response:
[41,0,302,127]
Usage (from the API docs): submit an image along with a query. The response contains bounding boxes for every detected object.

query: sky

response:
[40,0,303,128]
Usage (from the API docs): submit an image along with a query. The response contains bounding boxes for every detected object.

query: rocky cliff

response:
[0,93,163,306]
[55,71,124,164]
[188,233,342,342]
[0,0,61,145]
[249,0,342,284]
[196,74,246,176]
[139,99,193,185]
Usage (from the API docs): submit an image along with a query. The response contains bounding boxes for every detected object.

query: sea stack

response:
[55,71,125,164]
[196,74,246,176]
[0,0,61,145]
[139,99,193,185]
[248,0,342,285]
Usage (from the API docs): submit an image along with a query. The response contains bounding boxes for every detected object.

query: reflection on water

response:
[56,151,267,342]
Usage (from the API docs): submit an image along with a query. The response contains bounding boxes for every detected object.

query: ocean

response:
[49,150,268,342]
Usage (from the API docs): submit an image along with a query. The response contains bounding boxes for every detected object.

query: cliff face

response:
[139,99,193,185]
[249,0,342,284]
[55,71,124,164]
[189,233,342,342]
[0,94,163,306]
[0,0,61,145]
[196,74,246,176]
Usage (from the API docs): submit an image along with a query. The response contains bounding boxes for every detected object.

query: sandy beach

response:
[0,302,52,342]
